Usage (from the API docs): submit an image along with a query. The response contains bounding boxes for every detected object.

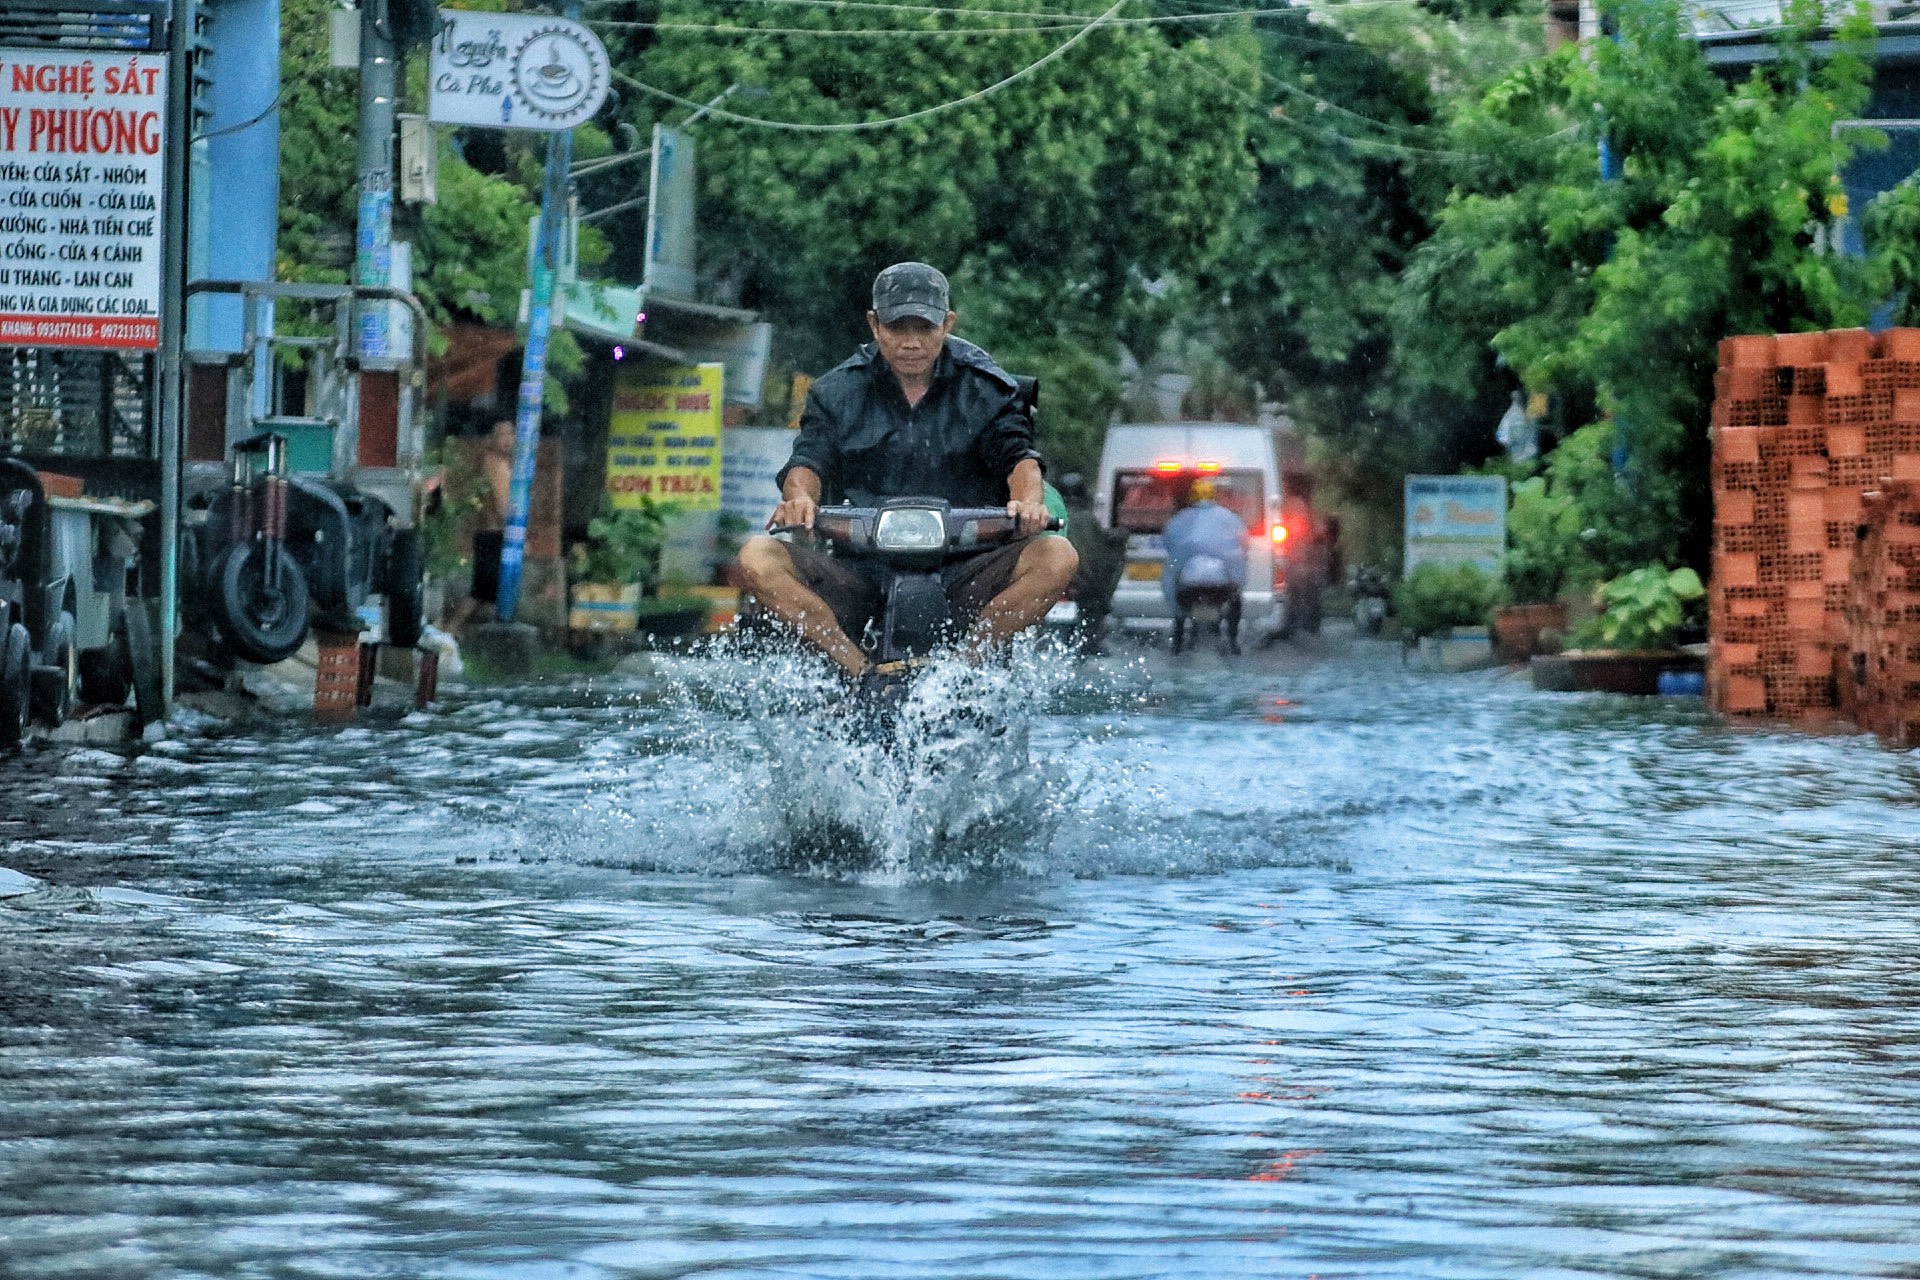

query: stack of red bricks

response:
[1840,482,1920,745]
[1709,326,1920,727]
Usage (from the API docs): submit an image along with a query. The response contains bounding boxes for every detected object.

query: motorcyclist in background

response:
[1162,477,1249,655]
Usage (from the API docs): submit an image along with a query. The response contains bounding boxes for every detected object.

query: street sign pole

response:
[496,122,573,623]
[424,2,609,624]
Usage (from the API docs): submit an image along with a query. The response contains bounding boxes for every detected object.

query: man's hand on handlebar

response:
[1007,499,1051,536]
[768,494,819,532]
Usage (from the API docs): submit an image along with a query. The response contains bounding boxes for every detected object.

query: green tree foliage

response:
[1184,5,1541,552]
[1401,0,1887,571]
[276,0,360,287]
[617,0,1255,358]
[1201,15,1446,462]
[591,0,1258,470]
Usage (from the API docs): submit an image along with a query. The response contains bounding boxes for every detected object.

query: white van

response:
[1093,423,1287,642]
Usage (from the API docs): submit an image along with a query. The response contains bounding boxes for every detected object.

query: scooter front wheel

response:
[211,543,311,664]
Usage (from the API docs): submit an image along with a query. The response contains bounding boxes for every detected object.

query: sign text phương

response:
[0,50,167,350]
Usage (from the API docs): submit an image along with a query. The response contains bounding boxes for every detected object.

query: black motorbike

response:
[776,497,1060,727]
[1351,565,1391,637]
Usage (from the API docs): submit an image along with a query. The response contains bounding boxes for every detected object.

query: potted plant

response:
[1394,561,1503,672]
[1532,565,1706,694]
[1495,475,1587,661]
[567,499,670,634]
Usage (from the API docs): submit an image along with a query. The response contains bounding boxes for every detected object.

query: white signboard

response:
[644,124,696,298]
[699,319,771,409]
[429,11,609,131]
[0,49,167,350]
[721,426,795,531]
[1404,475,1508,574]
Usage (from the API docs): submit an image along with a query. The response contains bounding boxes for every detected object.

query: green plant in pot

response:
[567,499,672,632]
[1495,476,1593,659]
[572,500,671,591]
[1573,565,1704,652]
[1393,562,1503,640]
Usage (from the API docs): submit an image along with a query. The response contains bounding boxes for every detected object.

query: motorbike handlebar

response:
[770,505,1061,544]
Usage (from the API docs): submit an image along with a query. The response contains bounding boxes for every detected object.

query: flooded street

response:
[5,632,1920,1278]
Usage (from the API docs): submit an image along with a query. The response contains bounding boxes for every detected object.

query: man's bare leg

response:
[737,535,868,677]
[967,536,1080,658]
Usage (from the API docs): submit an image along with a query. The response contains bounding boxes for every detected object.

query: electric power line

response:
[609,0,1127,131]
[585,0,1533,29]
[587,0,1258,18]
[584,11,1364,54]
[1177,42,1477,161]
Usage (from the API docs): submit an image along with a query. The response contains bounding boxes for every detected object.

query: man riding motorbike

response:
[1162,477,1249,655]
[736,263,1079,695]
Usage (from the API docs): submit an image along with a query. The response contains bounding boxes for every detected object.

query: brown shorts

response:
[779,536,1036,642]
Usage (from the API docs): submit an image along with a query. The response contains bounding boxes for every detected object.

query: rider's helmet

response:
[1188,477,1217,504]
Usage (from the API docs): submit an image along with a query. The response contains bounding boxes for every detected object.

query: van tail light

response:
[1196,460,1221,474]
[1154,459,1183,474]
[1271,524,1288,544]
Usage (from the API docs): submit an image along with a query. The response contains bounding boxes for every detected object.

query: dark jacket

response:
[777,337,1042,509]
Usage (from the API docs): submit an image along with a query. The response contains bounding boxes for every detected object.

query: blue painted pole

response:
[496,101,575,623]
[1599,117,1630,474]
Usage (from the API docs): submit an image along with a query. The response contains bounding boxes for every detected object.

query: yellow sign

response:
[607,362,724,510]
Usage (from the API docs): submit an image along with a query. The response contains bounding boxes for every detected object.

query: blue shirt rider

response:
[1162,477,1249,654]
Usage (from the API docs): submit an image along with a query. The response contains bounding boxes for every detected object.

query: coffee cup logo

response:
[510,26,604,125]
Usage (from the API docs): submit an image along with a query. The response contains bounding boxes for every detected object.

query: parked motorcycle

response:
[1351,565,1391,636]
[182,435,423,665]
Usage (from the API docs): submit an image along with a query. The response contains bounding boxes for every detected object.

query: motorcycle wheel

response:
[384,527,426,649]
[0,622,29,748]
[211,542,311,665]
[29,611,75,726]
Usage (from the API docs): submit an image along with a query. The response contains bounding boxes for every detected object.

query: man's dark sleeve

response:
[776,384,838,493]
[975,390,1044,483]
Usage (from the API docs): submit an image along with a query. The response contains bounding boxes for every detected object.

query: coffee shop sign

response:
[428,9,610,132]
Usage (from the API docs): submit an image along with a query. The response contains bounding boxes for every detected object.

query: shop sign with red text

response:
[607,363,725,512]
[0,49,167,350]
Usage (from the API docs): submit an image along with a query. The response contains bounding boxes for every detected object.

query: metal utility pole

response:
[496,121,574,623]
[356,0,397,360]
[158,0,195,716]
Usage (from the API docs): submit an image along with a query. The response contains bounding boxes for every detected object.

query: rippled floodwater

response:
[5,633,1920,1279]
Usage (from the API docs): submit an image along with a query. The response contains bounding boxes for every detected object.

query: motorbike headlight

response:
[873,507,947,552]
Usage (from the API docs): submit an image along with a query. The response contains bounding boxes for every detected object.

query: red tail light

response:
[1153,459,1183,474]
[1271,524,1288,544]
[1196,460,1222,474]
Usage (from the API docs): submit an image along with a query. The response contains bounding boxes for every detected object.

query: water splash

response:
[659,634,1094,880]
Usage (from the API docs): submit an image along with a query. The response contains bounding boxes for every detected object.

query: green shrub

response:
[1573,565,1705,651]
[1393,562,1503,639]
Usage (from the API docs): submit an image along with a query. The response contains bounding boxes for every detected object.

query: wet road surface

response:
[4,631,1920,1278]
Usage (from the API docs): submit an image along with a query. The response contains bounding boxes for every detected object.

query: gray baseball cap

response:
[871,262,950,326]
